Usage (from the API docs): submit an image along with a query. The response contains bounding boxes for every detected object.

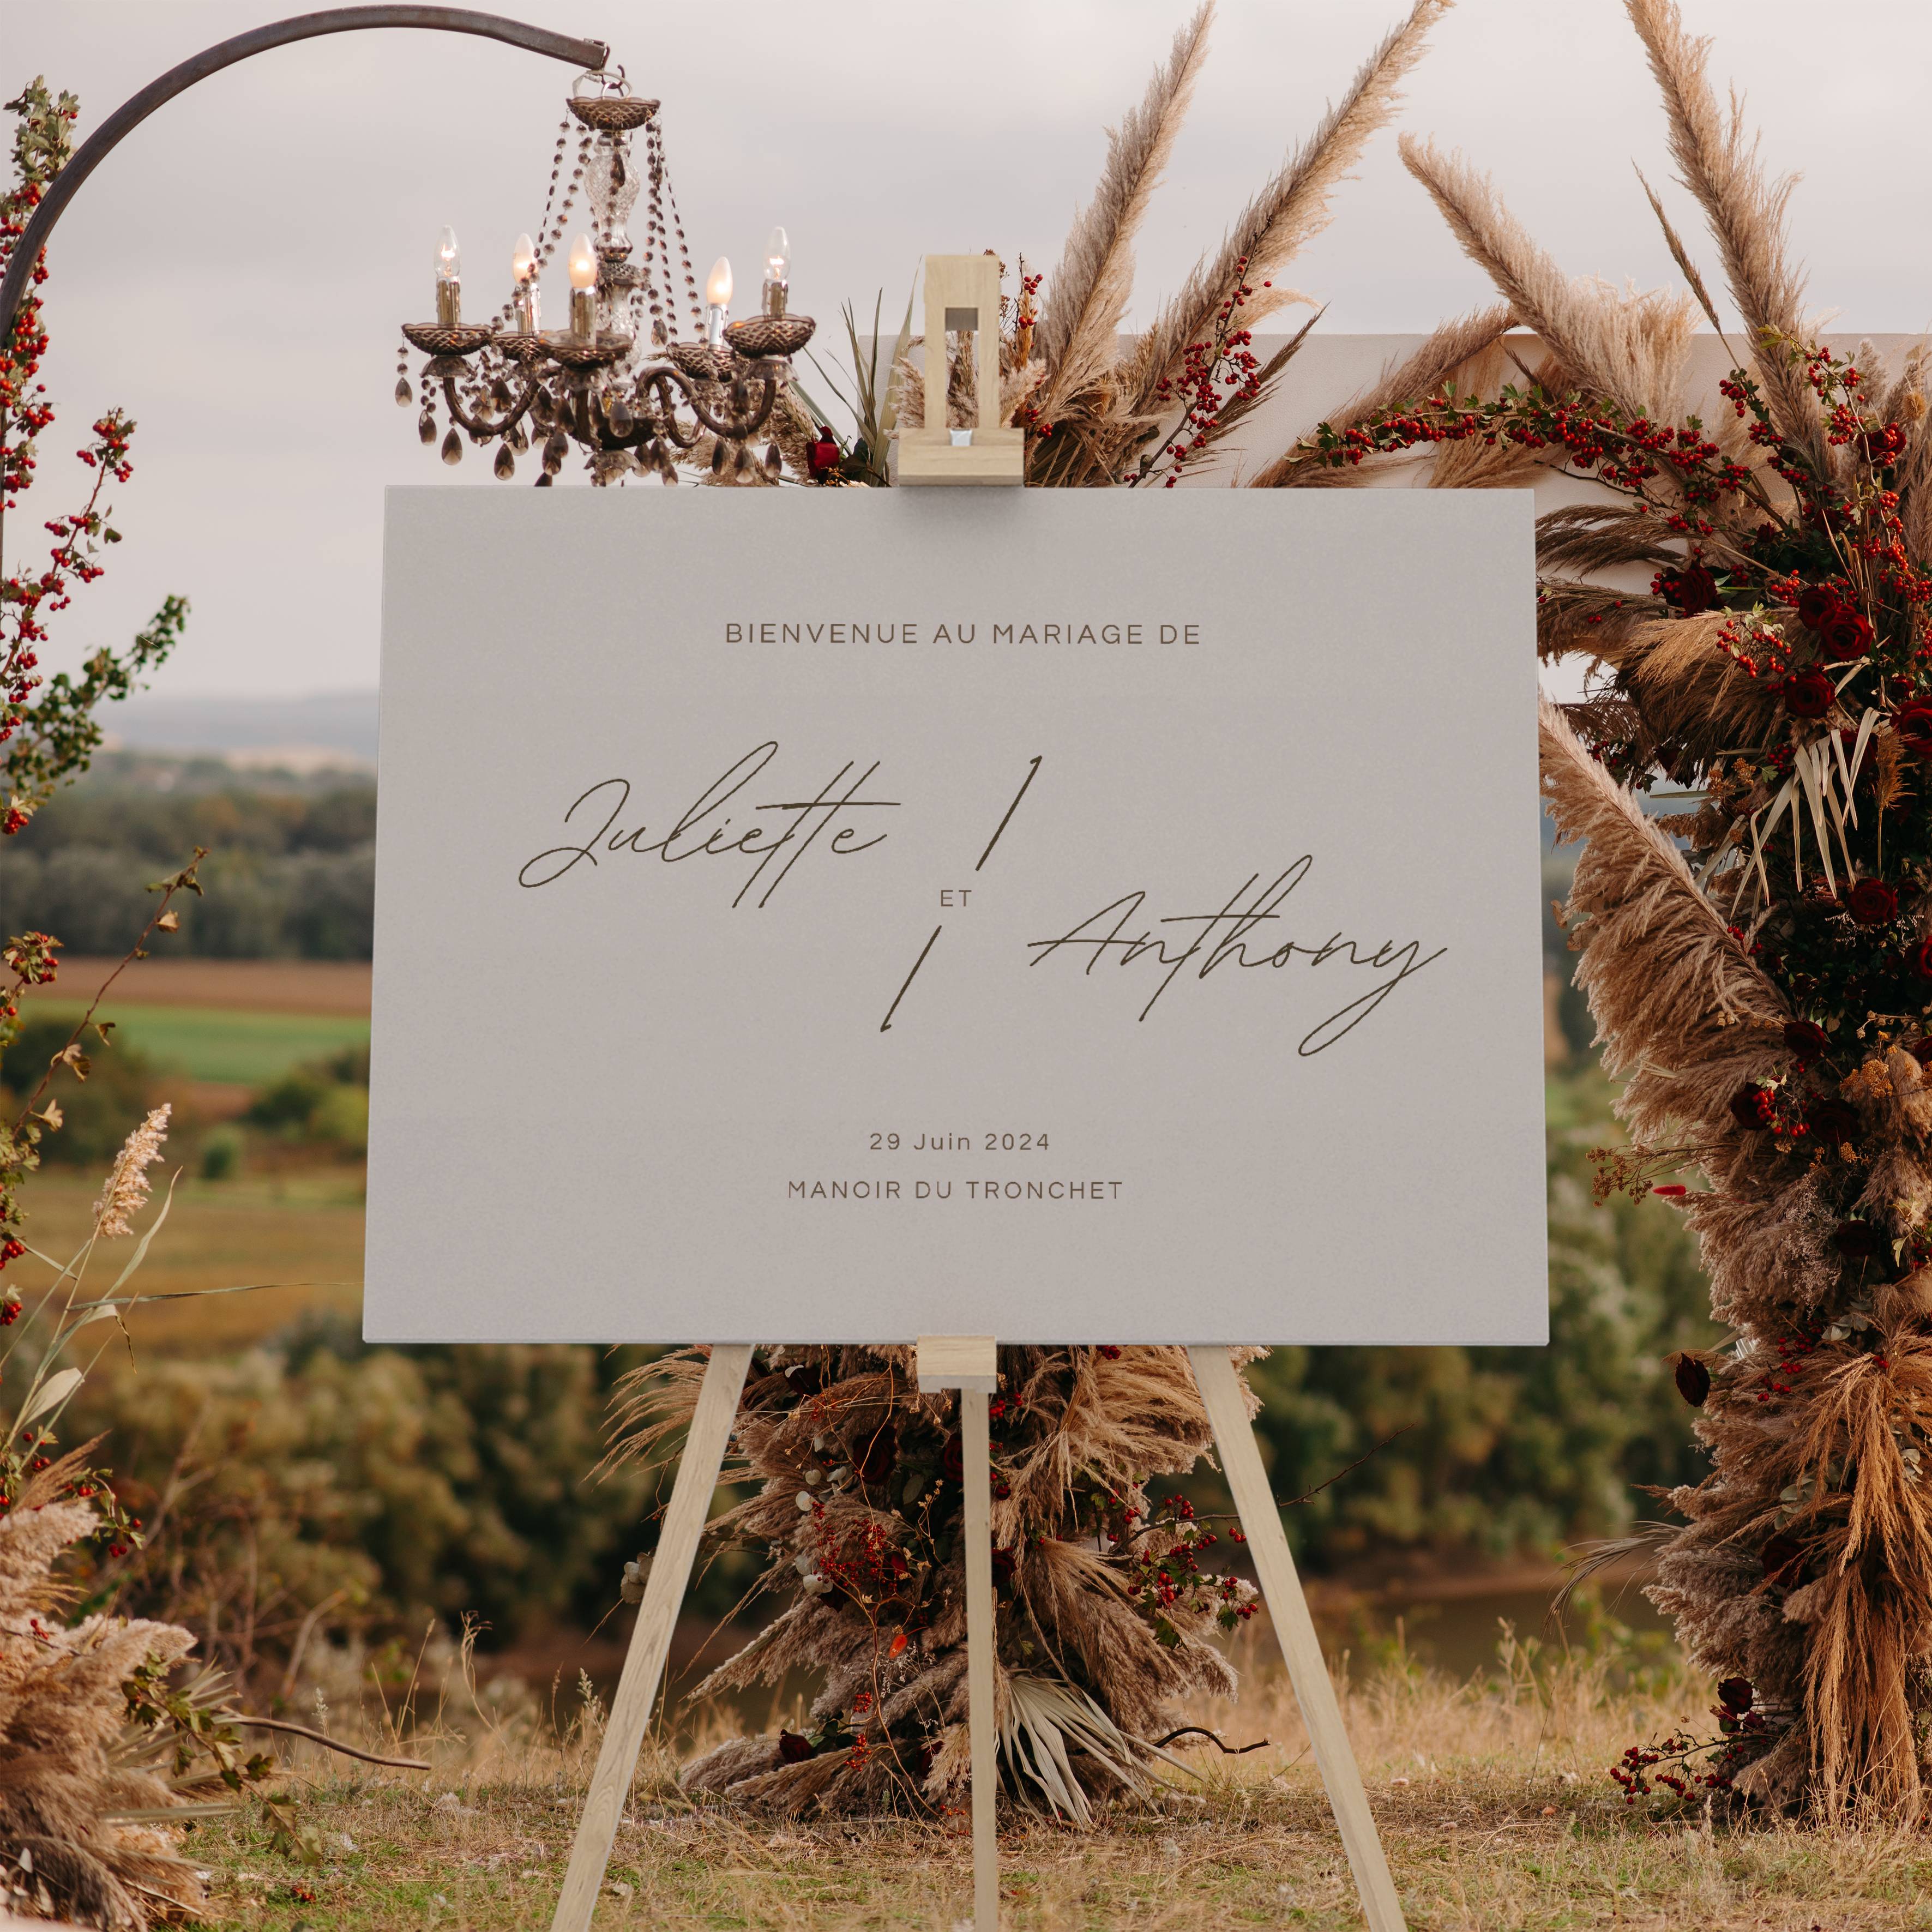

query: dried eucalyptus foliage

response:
[606,1346,1263,1819]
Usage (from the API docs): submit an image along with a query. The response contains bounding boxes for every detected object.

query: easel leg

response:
[916,1336,1001,1932]
[551,1343,751,1932]
[961,1383,999,1932]
[1188,1346,1407,1932]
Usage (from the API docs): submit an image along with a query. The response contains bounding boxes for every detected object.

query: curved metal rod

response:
[682,374,778,442]
[0,7,610,342]
[646,372,704,449]
[439,370,539,441]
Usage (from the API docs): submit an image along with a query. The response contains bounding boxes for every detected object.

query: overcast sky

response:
[5,0,1930,698]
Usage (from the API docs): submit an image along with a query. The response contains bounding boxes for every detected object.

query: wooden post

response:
[917,1335,1001,1932]
[551,1343,751,1932]
[1188,1346,1409,1932]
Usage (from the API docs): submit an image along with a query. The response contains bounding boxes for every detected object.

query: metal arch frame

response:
[0,6,610,342]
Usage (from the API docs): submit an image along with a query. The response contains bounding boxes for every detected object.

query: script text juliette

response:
[516,743,899,908]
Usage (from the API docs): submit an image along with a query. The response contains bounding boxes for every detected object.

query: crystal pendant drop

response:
[606,392,634,437]
[661,465,678,486]
[395,377,412,407]
[734,443,753,476]
[494,442,516,480]
[535,471,553,487]
[765,441,781,476]
[543,429,569,476]
[418,411,437,445]
[441,428,464,466]
[711,440,727,475]
[509,420,529,454]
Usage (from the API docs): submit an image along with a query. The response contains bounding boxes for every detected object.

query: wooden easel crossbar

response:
[550,1343,1407,1932]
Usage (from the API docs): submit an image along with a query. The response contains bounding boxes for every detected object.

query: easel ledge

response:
[550,1343,1408,1932]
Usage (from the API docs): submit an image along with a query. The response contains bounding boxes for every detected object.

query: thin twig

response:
[1153,1725,1269,1754]
[225,1712,430,1772]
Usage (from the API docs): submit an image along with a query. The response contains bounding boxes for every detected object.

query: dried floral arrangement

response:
[1295,0,1932,1819]
[608,1346,1264,1820]
[604,1,1467,1823]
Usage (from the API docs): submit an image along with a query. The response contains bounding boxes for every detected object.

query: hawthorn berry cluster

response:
[1130,257,1275,488]
[1610,1678,1771,1804]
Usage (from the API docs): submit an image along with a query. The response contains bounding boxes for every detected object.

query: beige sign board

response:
[364,487,1545,1344]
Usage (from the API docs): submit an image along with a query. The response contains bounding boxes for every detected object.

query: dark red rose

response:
[1729,1084,1770,1130]
[783,1361,824,1397]
[1779,667,1835,719]
[1819,608,1874,661]
[990,1546,1017,1588]
[941,1432,964,1482]
[1861,423,1906,466]
[1673,1354,1711,1407]
[1760,1532,1807,1588]
[777,1729,815,1764]
[1663,562,1719,613]
[1909,1037,1932,1064]
[1846,877,1900,925]
[1717,1676,1754,1715]
[1783,1019,1830,1063]
[1911,940,1932,984]
[1894,701,1932,762]
[1833,1218,1886,1260]
[1807,1096,1858,1147]
[1796,583,1842,630]
[857,1423,898,1486]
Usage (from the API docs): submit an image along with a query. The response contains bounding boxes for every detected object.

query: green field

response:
[32,1001,370,1085]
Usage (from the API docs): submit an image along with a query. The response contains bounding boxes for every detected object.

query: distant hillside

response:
[1,754,375,959]
[105,690,378,767]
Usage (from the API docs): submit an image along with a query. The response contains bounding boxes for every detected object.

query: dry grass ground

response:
[183,1635,1932,1932]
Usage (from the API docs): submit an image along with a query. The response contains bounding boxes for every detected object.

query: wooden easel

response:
[550,1342,1407,1932]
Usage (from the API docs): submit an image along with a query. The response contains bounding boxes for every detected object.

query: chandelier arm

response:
[438,371,540,440]
[681,375,778,442]
[647,375,705,450]
[0,7,610,345]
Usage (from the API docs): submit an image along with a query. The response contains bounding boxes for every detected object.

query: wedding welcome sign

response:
[364,488,1545,1345]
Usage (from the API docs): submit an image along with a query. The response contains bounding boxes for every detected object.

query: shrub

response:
[68,1322,669,1692]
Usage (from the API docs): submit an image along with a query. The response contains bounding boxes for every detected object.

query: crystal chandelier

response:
[395,68,814,486]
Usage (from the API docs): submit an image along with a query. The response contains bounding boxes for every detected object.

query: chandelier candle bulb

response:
[761,226,789,318]
[567,232,598,339]
[705,255,732,345]
[511,231,539,333]
[434,225,461,327]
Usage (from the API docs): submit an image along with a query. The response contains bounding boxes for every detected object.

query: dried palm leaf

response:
[998,1672,1162,1823]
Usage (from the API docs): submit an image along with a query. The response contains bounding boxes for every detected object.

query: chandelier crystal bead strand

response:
[398,67,811,486]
